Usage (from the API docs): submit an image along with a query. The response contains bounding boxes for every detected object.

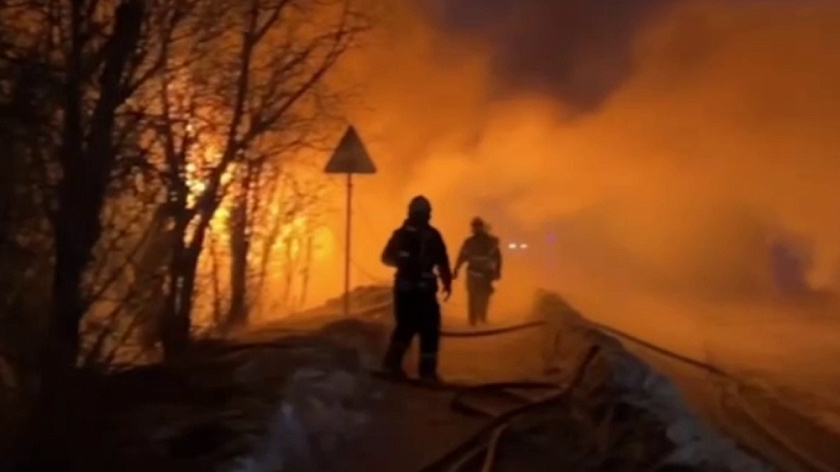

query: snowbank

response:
[537,291,774,472]
[223,367,370,472]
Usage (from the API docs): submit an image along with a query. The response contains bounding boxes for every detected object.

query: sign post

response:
[324,126,377,316]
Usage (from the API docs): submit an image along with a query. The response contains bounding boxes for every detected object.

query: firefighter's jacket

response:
[381,218,453,293]
[456,232,502,281]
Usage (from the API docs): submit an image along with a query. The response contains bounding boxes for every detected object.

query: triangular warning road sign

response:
[324,126,377,174]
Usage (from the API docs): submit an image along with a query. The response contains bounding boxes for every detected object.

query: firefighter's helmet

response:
[408,195,432,215]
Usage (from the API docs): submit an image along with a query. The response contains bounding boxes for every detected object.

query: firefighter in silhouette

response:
[454,217,502,326]
[380,195,453,381]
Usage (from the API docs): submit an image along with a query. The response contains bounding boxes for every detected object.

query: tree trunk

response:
[50,187,98,368]
[173,254,199,345]
[161,265,198,358]
[161,216,210,358]
[160,218,191,358]
[282,240,294,310]
[298,233,313,310]
[228,229,249,326]
[227,177,251,328]
[48,0,145,367]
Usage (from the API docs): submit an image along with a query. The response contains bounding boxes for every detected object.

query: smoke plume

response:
[302,0,840,327]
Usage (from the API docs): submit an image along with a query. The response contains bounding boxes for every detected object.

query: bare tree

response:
[153,0,365,355]
[1,0,364,372]
[246,169,329,318]
[0,0,63,342]
[0,0,176,461]
[10,0,202,374]
[225,131,328,327]
[48,0,144,370]
[226,159,259,328]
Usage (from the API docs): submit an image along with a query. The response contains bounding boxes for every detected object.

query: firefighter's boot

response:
[419,353,441,383]
[382,342,408,379]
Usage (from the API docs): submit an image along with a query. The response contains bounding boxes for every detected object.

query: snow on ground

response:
[549,274,840,438]
[533,292,776,472]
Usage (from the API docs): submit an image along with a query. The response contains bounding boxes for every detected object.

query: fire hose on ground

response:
[391,316,829,472]
[370,340,599,472]
[408,345,601,472]
[375,316,834,472]
[440,321,545,338]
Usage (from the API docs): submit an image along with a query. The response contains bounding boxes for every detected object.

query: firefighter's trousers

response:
[467,273,494,326]
[382,285,441,377]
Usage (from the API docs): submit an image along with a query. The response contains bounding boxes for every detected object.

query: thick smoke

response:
[273,0,840,410]
[418,0,678,114]
[306,0,840,325]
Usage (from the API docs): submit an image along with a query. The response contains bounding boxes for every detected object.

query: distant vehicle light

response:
[508,243,517,250]
[520,243,528,249]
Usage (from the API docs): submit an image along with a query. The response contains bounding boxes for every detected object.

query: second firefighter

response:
[454,217,502,326]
